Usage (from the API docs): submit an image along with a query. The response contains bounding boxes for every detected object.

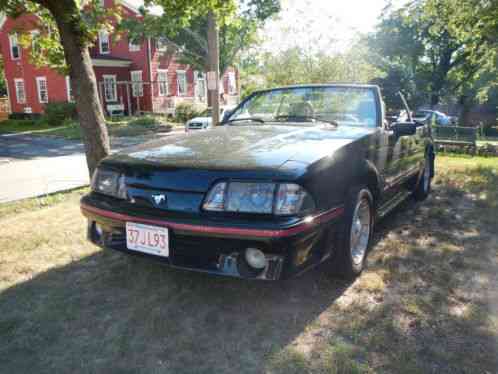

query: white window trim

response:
[66,76,74,102]
[130,70,143,97]
[195,71,206,99]
[102,74,117,102]
[14,78,26,104]
[30,30,40,54]
[36,76,49,104]
[157,69,168,96]
[129,38,141,52]
[177,70,187,96]
[99,30,110,54]
[9,33,21,60]
[228,71,237,95]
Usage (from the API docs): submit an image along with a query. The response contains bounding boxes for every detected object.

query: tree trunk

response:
[43,0,111,177]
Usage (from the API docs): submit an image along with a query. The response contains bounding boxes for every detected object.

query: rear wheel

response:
[332,187,374,279]
[413,155,433,201]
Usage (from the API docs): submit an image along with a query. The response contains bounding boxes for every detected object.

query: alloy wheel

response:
[350,196,371,266]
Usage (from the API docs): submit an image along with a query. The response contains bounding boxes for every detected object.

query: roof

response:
[121,0,140,14]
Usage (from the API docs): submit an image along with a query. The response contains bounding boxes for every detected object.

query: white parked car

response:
[185,106,235,132]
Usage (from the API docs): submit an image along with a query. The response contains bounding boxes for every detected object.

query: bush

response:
[8,113,42,120]
[174,103,204,123]
[42,102,77,127]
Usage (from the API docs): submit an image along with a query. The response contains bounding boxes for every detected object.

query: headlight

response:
[91,168,127,199]
[203,181,315,215]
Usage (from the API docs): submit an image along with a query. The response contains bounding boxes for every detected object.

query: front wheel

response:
[331,187,374,279]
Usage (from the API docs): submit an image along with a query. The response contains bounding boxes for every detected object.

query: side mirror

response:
[392,122,417,136]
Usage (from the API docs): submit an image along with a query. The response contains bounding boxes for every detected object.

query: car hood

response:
[109,124,376,171]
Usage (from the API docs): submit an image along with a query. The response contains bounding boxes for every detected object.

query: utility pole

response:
[207,10,220,126]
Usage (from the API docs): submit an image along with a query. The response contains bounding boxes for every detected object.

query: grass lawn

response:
[1,155,497,373]
[0,116,183,140]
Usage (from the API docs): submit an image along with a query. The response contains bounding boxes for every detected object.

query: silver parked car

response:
[185,106,235,132]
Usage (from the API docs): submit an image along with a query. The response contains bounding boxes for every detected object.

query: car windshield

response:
[228,86,379,127]
[201,108,213,117]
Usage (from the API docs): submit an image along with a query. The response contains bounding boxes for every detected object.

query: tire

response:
[413,155,433,201]
[331,187,374,279]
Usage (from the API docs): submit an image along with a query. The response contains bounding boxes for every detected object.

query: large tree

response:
[366,0,498,109]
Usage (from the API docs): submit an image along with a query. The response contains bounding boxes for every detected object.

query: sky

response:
[125,0,409,52]
[260,0,409,53]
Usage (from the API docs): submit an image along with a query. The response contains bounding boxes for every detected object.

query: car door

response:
[378,93,414,194]
[397,93,426,182]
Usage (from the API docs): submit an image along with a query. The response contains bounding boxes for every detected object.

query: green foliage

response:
[124,0,279,74]
[238,45,380,95]
[365,0,498,109]
[174,103,204,123]
[141,0,236,33]
[42,102,77,127]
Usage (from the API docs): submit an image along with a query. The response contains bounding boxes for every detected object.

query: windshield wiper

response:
[225,117,265,124]
[274,115,338,127]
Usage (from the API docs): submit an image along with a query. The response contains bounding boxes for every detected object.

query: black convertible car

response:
[81,84,435,280]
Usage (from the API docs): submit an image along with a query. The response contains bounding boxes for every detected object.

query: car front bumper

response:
[80,196,344,280]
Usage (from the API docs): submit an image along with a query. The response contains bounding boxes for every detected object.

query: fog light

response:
[244,248,267,270]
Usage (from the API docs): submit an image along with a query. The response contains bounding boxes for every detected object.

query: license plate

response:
[126,222,169,257]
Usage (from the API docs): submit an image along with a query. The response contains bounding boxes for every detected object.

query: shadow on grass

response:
[340,162,498,373]
[0,246,352,373]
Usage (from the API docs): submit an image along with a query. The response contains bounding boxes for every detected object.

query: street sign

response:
[207,71,217,91]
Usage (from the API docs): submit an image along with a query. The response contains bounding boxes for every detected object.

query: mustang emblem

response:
[152,194,167,205]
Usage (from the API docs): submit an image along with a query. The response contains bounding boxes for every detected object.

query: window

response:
[66,76,74,102]
[14,79,26,104]
[103,75,117,102]
[131,70,143,97]
[228,71,237,95]
[156,38,167,52]
[36,77,49,103]
[31,30,40,55]
[9,34,21,60]
[157,70,168,96]
[177,70,187,96]
[99,30,110,54]
[129,37,141,52]
[194,71,206,99]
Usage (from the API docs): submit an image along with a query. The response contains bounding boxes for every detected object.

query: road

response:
[0,132,175,203]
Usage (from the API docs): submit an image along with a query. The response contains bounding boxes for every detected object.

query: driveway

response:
[0,133,175,203]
